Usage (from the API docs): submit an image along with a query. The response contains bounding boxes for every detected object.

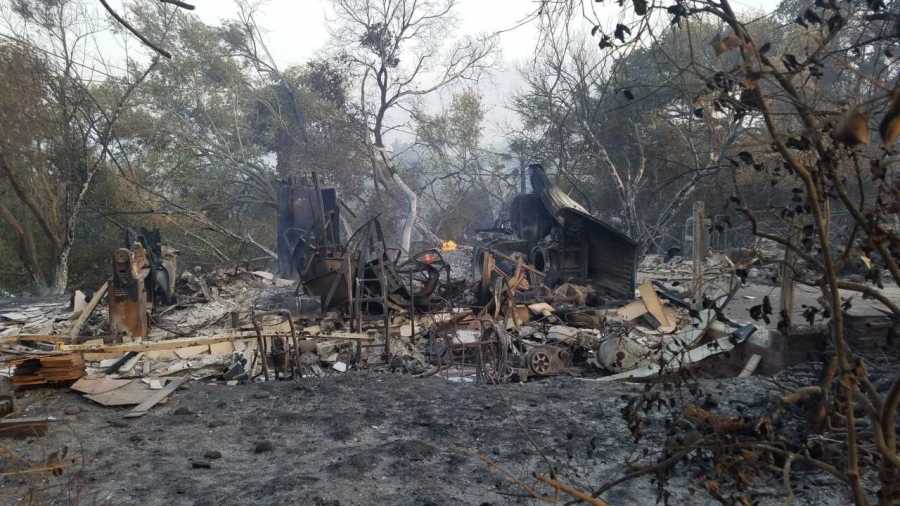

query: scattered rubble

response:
[4,185,896,409]
[1,189,898,505]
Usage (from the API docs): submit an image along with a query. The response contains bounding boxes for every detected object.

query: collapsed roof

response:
[504,164,639,299]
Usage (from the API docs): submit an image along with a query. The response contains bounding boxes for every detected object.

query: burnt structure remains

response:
[275,175,342,280]
[126,227,177,307]
[475,164,638,300]
[275,176,449,337]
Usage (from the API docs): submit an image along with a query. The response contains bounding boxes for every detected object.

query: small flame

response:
[441,240,458,252]
[420,253,439,264]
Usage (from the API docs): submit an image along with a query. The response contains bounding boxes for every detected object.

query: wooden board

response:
[83,352,125,362]
[209,341,234,355]
[68,281,108,338]
[616,300,649,321]
[738,354,762,378]
[57,331,372,356]
[144,350,178,361]
[314,332,373,341]
[0,417,57,438]
[11,354,85,385]
[62,334,257,353]
[527,302,555,316]
[84,380,152,406]
[15,335,73,343]
[174,345,209,359]
[71,376,133,395]
[638,282,675,332]
[124,376,188,418]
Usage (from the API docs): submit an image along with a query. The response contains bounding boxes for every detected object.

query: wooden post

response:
[692,201,706,307]
[780,217,798,332]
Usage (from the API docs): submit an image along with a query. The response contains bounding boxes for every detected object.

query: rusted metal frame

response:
[368,219,392,361]
[284,313,299,377]
[507,257,525,330]
[484,247,545,276]
[351,237,371,334]
[346,220,392,361]
[251,310,298,380]
[251,314,270,381]
[437,327,464,382]
[250,340,267,381]
[447,318,507,385]
[294,249,320,296]
[478,249,538,324]
[484,320,509,384]
[321,261,345,312]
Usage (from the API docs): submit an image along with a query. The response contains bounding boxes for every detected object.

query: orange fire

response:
[441,240,458,252]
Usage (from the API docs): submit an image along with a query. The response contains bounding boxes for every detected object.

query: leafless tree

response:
[0,0,160,292]
[330,0,498,254]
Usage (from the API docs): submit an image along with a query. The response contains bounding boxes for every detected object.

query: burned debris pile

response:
[2,164,897,438]
[1,170,898,506]
[0,166,787,424]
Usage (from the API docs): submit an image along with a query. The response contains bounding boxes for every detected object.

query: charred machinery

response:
[275,177,449,319]
[125,228,177,307]
[474,164,638,301]
[276,175,342,280]
[108,228,178,340]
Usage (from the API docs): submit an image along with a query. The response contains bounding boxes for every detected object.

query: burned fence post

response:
[691,201,706,308]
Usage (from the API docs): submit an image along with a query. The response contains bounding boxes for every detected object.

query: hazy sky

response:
[74,0,775,147]
[178,0,782,143]
[170,1,547,143]
[188,0,543,67]
[184,0,780,67]
[4,1,784,144]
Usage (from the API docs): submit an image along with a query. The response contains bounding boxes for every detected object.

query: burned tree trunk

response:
[0,201,46,287]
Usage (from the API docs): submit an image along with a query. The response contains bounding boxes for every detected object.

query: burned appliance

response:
[108,244,150,339]
[474,164,638,300]
[125,227,177,307]
[276,175,342,280]
[298,217,449,314]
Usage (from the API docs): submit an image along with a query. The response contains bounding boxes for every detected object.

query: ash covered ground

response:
[3,369,851,506]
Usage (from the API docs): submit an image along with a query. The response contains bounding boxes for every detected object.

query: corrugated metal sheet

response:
[531,165,638,298]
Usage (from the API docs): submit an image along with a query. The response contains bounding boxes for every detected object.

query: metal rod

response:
[311,172,329,244]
